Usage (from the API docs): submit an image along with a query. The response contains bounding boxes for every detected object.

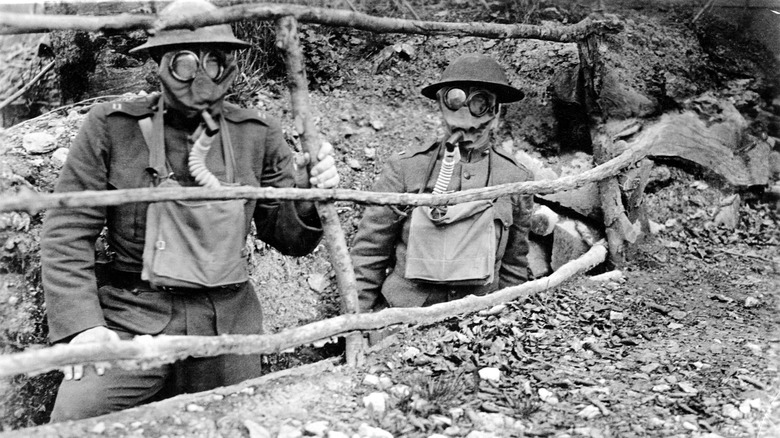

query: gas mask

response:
[438,86,500,151]
[158,47,238,118]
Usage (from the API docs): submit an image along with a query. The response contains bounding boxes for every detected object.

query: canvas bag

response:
[139,102,249,289]
[404,144,497,285]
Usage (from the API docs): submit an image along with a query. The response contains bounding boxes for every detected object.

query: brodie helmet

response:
[130,0,250,54]
[421,53,524,104]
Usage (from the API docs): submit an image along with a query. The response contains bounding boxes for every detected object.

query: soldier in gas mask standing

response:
[41,0,338,421]
[351,53,533,314]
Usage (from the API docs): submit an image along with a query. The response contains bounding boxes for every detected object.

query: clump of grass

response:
[228,20,286,107]
[397,371,468,415]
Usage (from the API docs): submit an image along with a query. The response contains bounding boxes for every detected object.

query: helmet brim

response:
[129,33,251,54]
[421,80,525,103]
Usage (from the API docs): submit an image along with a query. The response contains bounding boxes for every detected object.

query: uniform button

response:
[464,172,471,179]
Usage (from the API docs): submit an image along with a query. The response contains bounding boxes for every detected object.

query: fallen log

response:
[618,103,770,187]
[0,242,607,377]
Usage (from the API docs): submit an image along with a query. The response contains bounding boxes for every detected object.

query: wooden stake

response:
[276,16,364,367]
[577,34,628,266]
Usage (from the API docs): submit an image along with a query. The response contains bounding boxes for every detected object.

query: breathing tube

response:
[432,130,464,195]
[188,110,222,189]
[427,130,464,219]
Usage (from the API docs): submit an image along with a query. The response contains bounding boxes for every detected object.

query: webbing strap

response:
[138,99,168,183]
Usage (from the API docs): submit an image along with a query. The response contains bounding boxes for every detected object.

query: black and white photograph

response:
[0,0,778,436]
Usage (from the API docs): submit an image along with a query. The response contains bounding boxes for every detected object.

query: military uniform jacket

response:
[41,94,322,343]
[351,140,533,312]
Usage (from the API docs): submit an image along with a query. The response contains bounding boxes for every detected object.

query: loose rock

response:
[243,420,271,438]
[22,132,57,154]
[356,423,393,438]
[478,367,500,382]
[51,147,69,167]
[362,392,388,414]
[303,420,329,436]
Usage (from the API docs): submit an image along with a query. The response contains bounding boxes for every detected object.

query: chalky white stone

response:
[303,420,329,437]
[51,147,69,167]
[362,374,380,387]
[362,392,388,414]
[357,422,393,438]
[23,132,57,154]
[478,367,500,382]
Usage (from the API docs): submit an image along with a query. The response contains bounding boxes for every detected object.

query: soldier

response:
[41,0,338,421]
[351,53,533,314]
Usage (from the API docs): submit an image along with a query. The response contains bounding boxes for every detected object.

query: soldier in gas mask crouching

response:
[351,53,533,314]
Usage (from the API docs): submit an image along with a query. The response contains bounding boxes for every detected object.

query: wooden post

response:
[276,16,364,366]
[578,34,626,266]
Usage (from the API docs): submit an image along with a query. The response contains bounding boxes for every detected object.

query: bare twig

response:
[0,5,621,43]
[736,375,767,390]
[584,394,611,416]
[714,248,772,263]
[0,242,607,377]
[400,0,421,20]
[0,142,649,213]
[0,61,55,111]
[646,302,670,315]
[11,95,124,129]
[691,0,717,25]
[343,0,358,12]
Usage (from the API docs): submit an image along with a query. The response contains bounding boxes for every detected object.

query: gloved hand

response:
[63,326,120,380]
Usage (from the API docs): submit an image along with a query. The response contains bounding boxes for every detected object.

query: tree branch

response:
[276,16,363,367]
[0,242,606,377]
[0,4,621,42]
[0,142,649,213]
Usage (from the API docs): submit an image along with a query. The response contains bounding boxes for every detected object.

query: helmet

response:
[421,53,524,103]
[130,0,250,53]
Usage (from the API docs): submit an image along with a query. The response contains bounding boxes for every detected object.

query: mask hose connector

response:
[188,110,221,189]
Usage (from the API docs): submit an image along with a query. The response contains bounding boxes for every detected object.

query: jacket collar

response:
[402,138,518,166]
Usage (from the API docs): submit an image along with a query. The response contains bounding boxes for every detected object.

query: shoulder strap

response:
[419,140,445,194]
[138,117,154,154]
[138,101,168,185]
[218,114,237,184]
[138,101,238,186]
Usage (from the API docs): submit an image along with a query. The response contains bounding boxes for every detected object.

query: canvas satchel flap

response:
[140,100,248,289]
[405,199,496,285]
[142,179,248,288]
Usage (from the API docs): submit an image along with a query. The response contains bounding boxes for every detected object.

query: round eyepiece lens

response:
[444,88,467,111]
[170,51,199,81]
[469,92,492,117]
[202,52,225,81]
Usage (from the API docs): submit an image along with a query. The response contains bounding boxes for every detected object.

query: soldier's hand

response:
[63,326,120,381]
[293,141,340,189]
